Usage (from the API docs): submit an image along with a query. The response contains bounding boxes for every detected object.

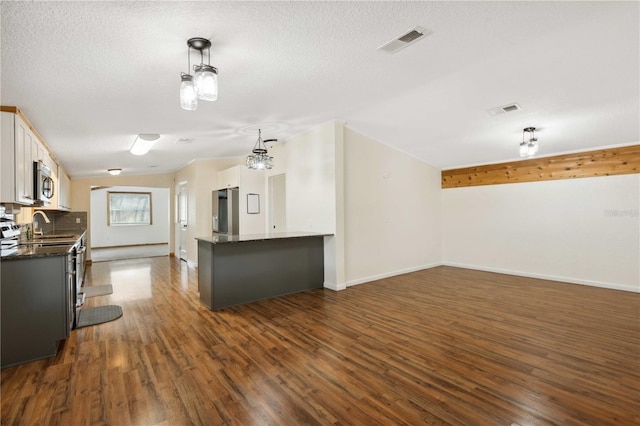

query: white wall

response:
[266,122,338,233]
[90,186,170,248]
[343,127,443,286]
[237,167,266,235]
[442,174,640,292]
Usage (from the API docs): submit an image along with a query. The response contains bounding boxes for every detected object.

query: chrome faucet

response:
[32,210,51,237]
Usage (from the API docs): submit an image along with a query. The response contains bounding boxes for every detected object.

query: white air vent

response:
[487,103,522,116]
[176,138,193,144]
[377,26,430,54]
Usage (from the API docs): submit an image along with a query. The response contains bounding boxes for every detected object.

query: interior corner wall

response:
[266,121,338,234]
[442,174,640,292]
[343,127,442,286]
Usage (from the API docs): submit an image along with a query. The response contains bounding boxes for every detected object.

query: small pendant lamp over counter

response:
[246,129,276,170]
[180,37,218,111]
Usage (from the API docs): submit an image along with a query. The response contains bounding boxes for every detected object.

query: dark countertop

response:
[196,231,332,245]
[1,230,86,261]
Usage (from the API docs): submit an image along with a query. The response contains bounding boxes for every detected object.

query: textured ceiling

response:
[1,1,638,178]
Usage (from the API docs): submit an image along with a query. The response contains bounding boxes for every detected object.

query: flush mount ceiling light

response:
[180,37,219,111]
[130,134,160,156]
[519,127,539,158]
[107,168,122,176]
[246,129,276,170]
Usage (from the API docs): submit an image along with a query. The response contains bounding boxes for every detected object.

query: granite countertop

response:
[1,230,86,261]
[196,231,332,245]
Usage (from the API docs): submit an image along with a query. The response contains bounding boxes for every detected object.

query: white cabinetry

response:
[1,111,38,205]
[57,170,71,211]
[218,166,239,189]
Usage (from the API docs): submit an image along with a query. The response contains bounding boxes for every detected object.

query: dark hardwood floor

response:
[1,257,639,425]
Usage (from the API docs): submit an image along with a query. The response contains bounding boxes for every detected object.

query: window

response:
[108,192,152,226]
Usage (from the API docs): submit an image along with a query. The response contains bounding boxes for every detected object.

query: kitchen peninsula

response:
[196,232,330,310]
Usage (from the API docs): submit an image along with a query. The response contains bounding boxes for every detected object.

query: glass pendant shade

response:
[194,65,218,101]
[246,153,274,170]
[519,127,539,158]
[519,141,529,157]
[180,74,198,111]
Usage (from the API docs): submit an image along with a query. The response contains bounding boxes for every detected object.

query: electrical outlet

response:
[76,218,81,224]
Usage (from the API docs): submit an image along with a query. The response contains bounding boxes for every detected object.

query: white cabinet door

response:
[58,170,71,210]
[14,116,35,204]
[218,166,239,189]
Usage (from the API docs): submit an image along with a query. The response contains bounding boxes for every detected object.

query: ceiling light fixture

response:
[246,129,276,170]
[130,134,160,156]
[107,168,122,176]
[519,127,539,158]
[180,37,218,111]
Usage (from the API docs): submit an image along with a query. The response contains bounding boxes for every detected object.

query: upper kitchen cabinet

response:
[1,110,39,205]
[218,166,240,189]
[57,170,71,211]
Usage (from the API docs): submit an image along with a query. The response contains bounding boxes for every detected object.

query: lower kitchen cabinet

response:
[1,254,72,368]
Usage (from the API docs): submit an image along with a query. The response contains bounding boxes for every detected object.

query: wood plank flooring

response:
[2,257,639,425]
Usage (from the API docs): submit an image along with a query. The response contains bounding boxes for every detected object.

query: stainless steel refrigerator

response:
[212,187,239,235]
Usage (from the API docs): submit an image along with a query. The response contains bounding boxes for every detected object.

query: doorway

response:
[177,182,188,261]
[268,174,286,232]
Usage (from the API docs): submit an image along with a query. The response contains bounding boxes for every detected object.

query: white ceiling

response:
[2,1,638,178]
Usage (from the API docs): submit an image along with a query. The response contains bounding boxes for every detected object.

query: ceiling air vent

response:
[487,103,522,116]
[377,26,430,54]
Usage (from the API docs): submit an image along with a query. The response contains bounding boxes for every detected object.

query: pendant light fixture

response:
[179,37,218,111]
[246,129,276,170]
[519,127,539,158]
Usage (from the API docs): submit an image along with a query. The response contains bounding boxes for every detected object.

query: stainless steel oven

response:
[34,161,54,206]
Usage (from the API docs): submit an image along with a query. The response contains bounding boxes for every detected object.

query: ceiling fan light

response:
[180,74,198,111]
[194,65,218,101]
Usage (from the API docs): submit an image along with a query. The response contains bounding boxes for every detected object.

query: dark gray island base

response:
[196,232,330,310]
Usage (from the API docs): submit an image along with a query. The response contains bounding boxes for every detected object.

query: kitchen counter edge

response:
[196,232,333,245]
[1,230,87,261]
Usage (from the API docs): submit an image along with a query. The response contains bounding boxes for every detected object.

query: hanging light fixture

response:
[246,129,276,170]
[130,134,160,156]
[179,37,218,111]
[519,127,539,158]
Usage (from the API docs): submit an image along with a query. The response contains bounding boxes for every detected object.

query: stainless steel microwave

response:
[34,161,54,205]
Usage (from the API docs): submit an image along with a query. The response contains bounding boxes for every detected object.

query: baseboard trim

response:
[92,242,169,250]
[442,262,640,293]
[324,281,346,291]
[346,262,443,288]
